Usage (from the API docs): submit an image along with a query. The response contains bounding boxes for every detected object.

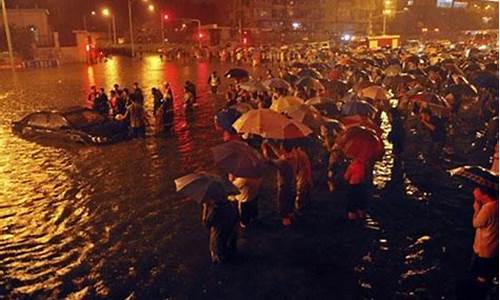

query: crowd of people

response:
[89,39,498,297]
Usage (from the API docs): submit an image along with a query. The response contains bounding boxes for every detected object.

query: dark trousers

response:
[131,126,146,138]
[346,183,367,213]
[277,185,295,218]
[239,199,259,226]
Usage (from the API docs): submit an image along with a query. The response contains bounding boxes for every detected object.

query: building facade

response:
[224,0,378,43]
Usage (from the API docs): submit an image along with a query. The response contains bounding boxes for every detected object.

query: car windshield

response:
[64,110,106,128]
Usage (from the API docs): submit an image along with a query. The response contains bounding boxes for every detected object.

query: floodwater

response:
[0,57,236,298]
[0,56,493,299]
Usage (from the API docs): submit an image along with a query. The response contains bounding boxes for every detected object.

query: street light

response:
[128,0,153,57]
[161,14,169,43]
[83,10,97,32]
[102,8,117,45]
[148,4,155,12]
[1,0,14,69]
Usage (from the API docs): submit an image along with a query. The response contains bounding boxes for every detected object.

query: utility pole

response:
[1,0,14,69]
[128,0,135,57]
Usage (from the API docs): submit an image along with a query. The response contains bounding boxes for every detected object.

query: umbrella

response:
[340,115,382,136]
[291,62,308,69]
[174,172,239,203]
[211,140,263,178]
[230,103,253,114]
[441,63,464,76]
[320,79,350,97]
[270,96,304,112]
[297,68,323,80]
[322,117,346,135]
[282,73,299,85]
[225,68,249,79]
[262,78,291,90]
[239,80,269,93]
[309,62,331,72]
[215,108,241,133]
[470,71,498,91]
[382,73,417,89]
[296,77,325,91]
[305,96,340,116]
[407,68,427,77]
[409,92,451,110]
[359,85,390,102]
[335,126,384,161]
[232,109,313,139]
[353,81,378,92]
[384,64,402,77]
[425,65,446,77]
[282,104,325,130]
[445,84,478,98]
[449,165,498,192]
[341,100,378,117]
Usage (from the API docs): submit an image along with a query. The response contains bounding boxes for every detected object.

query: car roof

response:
[23,106,93,118]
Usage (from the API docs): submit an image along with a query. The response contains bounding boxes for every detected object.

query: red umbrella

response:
[335,126,384,161]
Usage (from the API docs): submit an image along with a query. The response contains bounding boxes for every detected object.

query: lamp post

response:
[1,0,14,68]
[102,8,117,44]
[128,0,136,57]
[161,14,169,43]
[127,0,152,57]
[83,10,96,32]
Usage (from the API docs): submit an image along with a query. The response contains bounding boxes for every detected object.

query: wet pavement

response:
[0,56,495,299]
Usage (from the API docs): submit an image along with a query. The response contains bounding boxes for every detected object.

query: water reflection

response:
[0,57,227,298]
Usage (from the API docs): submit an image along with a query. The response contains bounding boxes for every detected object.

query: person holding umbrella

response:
[450,166,498,298]
[175,173,239,264]
[261,140,297,227]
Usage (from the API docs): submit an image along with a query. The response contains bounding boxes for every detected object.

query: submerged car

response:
[12,106,130,145]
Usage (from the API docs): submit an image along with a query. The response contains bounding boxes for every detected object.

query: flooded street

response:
[0,57,238,298]
[0,57,493,299]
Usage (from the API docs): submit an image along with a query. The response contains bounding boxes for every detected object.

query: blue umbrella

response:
[215,108,241,134]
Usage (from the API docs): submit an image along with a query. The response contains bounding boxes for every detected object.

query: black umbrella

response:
[297,68,323,80]
[296,77,325,90]
[309,62,331,72]
[484,63,498,73]
[382,73,417,89]
[407,68,427,77]
[319,79,350,98]
[449,165,498,192]
[470,71,498,91]
[175,172,239,203]
[225,68,249,79]
[215,108,241,134]
[291,62,308,69]
[282,73,299,85]
[445,84,478,98]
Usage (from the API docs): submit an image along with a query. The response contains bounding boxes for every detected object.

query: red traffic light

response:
[163,14,169,20]
[243,37,248,44]
[198,33,204,38]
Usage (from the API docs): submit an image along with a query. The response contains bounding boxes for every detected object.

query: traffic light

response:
[163,14,169,21]
[242,31,250,45]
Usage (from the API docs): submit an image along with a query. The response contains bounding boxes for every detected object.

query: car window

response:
[64,110,106,128]
[47,114,69,129]
[27,113,50,128]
